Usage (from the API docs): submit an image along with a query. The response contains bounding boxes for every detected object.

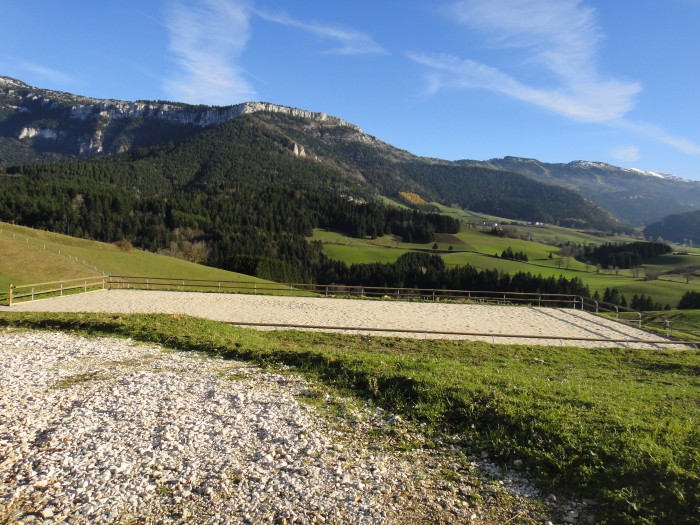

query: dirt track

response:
[3,289,683,348]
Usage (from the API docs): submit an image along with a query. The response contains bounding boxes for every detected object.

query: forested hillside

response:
[0,157,458,283]
[1,77,626,232]
[583,242,672,269]
[644,210,700,245]
[256,113,625,230]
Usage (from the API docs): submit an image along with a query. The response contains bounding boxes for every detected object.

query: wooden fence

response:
[2,275,640,320]
[107,275,585,308]
[6,276,107,306]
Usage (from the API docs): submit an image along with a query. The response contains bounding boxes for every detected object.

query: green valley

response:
[309,203,700,308]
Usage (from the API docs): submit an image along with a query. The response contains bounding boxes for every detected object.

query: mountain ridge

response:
[466,156,700,225]
[0,75,360,158]
[495,157,688,182]
[0,76,657,230]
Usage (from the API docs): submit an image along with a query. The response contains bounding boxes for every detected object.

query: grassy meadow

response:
[0,312,697,524]
[643,309,700,342]
[0,221,274,294]
[0,232,101,289]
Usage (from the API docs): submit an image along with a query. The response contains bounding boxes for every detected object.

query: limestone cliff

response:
[0,76,359,158]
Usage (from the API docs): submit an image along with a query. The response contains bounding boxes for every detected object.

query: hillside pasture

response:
[0,221,275,293]
[321,244,409,265]
[0,234,100,291]
[429,202,633,245]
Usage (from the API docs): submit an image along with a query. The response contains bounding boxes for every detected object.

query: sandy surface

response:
[2,289,683,349]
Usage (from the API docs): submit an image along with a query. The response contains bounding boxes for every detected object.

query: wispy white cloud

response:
[163,0,257,105]
[162,1,385,104]
[408,52,638,122]
[411,0,700,156]
[255,9,387,55]
[617,121,700,155]
[410,0,641,123]
[608,144,640,163]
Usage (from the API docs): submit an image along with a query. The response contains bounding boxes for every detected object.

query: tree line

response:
[584,241,671,270]
[501,247,528,262]
[593,287,670,311]
[314,252,590,298]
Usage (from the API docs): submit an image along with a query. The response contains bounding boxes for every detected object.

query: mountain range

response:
[467,157,700,225]
[1,75,698,231]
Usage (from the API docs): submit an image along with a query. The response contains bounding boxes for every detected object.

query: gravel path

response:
[1,329,561,525]
[4,289,681,348]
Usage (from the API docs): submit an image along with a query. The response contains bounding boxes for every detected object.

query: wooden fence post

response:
[8,284,13,306]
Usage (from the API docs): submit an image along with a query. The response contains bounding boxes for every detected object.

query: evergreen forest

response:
[584,241,672,269]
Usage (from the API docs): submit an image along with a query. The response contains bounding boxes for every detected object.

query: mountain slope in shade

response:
[120,111,626,231]
[644,210,700,244]
[469,156,700,226]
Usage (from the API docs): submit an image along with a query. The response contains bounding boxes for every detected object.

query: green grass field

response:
[379,195,411,209]
[0,221,273,293]
[1,312,697,525]
[642,309,700,342]
[428,202,633,244]
[429,202,504,224]
[0,233,101,290]
[309,219,700,307]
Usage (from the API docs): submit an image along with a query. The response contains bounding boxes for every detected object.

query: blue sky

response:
[1,0,699,179]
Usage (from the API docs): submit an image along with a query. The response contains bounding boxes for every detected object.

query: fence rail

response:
[107,275,586,308]
[7,276,107,306]
[0,226,109,276]
[580,297,643,328]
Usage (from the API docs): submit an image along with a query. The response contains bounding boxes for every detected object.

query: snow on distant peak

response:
[622,167,688,181]
[625,167,664,178]
[569,160,688,182]
[569,160,614,169]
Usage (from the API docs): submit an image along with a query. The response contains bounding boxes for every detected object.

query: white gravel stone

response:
[0,328,568,524]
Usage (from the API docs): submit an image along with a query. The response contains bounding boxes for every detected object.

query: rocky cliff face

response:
[0,76,358,159]
[66,99,355,129]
